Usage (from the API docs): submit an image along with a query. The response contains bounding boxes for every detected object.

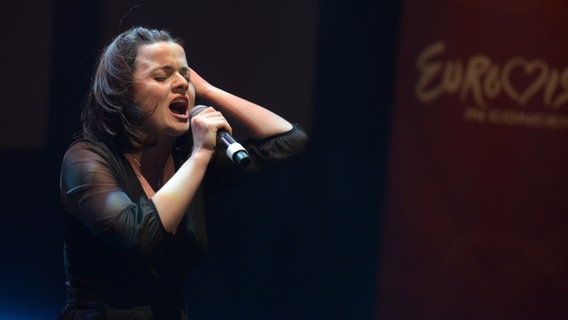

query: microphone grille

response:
[189,105,209,119]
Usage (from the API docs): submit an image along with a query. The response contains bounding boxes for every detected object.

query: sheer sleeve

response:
[60,139,171,260]
[245,123,309,166]
[203,123,309,191]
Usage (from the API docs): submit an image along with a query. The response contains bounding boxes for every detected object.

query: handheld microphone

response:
[189,105,251,168]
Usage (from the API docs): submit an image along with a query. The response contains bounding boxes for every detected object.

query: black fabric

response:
[59,124,308,317]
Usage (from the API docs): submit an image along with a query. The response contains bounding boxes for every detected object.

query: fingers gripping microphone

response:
[190,105,251,168]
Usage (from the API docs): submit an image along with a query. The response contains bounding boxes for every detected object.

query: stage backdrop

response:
[377,0,568,319]
[0,1,53,149]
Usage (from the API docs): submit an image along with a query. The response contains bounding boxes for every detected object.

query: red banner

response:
[377,1,568,319]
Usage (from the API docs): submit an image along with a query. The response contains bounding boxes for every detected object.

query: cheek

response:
[133,83,148,107]
[134,84,162,111]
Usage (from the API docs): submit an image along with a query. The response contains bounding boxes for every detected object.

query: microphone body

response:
[190,105,251,168]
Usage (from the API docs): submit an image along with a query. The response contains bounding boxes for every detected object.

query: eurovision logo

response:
[414,41,568,129]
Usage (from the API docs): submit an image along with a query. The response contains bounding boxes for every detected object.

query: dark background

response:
[0,0,396,319]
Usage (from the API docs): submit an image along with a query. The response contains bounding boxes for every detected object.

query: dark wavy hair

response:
[81,26,180,151]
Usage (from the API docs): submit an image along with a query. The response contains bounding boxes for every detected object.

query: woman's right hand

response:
[189,106,232,153]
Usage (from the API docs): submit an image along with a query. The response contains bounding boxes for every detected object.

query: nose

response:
[172,72,189,94]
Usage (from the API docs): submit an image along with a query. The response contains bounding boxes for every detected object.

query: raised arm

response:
[190,68,293,139]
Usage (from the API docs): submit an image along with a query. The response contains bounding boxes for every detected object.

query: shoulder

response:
[61,137,123,176]
[60,137,134,197]
[64,137,117,160]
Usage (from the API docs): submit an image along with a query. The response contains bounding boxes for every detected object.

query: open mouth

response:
[169,98,188,116]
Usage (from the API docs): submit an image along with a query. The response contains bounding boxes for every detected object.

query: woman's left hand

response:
[189,68,213,99]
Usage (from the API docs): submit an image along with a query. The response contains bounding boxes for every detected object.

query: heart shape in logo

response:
[501,58,548,106]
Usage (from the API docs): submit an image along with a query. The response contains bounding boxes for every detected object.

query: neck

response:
[126,141,173,190]
[136,138,173,168]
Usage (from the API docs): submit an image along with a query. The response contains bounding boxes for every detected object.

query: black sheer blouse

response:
[60,124,308,307]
